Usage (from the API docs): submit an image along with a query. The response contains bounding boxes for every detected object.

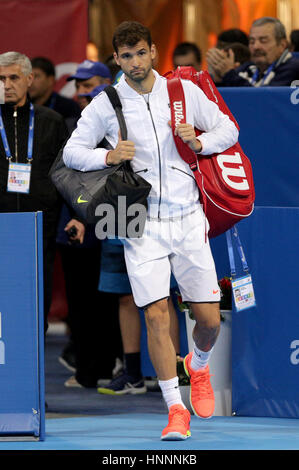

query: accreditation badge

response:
[231,274,256,312]
[7,162,31,194]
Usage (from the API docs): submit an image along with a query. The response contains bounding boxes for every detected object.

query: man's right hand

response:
[206,47,235,80]
[106,130,135,165]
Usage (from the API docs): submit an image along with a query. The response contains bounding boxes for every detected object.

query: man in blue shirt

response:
[67,59,112,110]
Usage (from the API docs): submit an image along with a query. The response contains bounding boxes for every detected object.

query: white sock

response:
[191,345,213,370]
[158,376,186,410]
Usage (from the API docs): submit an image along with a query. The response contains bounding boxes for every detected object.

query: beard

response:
[125,64,152,83]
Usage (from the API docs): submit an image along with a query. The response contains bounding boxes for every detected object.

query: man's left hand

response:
[173,122,202,153]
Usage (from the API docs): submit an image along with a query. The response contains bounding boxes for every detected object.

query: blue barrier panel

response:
[231,207,299,418]
[0,212,45,440]
[210,87,299,290]
[220,87,299,207]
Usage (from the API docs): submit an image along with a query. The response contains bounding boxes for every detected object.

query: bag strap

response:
[102,85,133,171]
[167,78,198,167]
[103,86,127,141]
[50,86,129,178]
[167,77,208,239]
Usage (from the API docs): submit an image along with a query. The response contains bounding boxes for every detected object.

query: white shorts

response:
[122,208,221,308]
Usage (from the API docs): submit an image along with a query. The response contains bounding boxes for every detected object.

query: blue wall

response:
[0,212,45,438]
[220,87,299,207]
[231,207,299,418]
[216,87,299,418]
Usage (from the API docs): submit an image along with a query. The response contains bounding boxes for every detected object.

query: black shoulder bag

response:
[49,86,151,238]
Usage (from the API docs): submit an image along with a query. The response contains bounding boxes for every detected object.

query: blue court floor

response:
[0,414,299,451]
[1,330,299,454]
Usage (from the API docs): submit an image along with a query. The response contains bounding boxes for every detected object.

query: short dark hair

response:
[217,28,249,47]
[290,29,299,52]
[104,54,121,82]
[31,57,55,77]
[112,21,152,53]
[172,42,202,64]
[222,42,251,64]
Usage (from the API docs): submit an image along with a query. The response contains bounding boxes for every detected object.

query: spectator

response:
[97,238,181,395]
[290,29,299,52]
[66,60,112,110]
[208,42,251,83]
[104,54,122,83]
[0,51,68,332]
[75,83,108,110]
[222,42,251,64]
[62,78,182,394]
[96,239,147,395]
[29,57,81,128]
[58,82,122,388]
[86,41,100,62]
[217,28,249,47]
[172,42,202,71]
[57,205,121,388]
[56,77,113,380]
[207,17,299,86]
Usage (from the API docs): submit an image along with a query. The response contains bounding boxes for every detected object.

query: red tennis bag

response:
[165,66,255,238]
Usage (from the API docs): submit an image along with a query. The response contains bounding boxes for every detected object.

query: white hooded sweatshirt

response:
[63,70,238,219]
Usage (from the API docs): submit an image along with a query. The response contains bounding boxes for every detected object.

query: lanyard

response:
[226,225,249,278]
[0,102,35,161]
[251,62,275,86]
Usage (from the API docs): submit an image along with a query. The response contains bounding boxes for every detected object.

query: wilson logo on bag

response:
[217,152,250,191]
[173,100,184,126]
[165,66,255,238]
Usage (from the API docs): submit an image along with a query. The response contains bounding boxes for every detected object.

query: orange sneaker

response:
[183,352,215,419]
[161,404,191,441]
